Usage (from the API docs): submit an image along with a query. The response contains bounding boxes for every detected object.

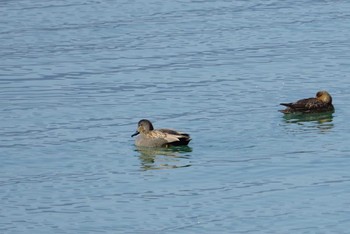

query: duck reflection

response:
[136,146,192,170]
[282,111,334,132]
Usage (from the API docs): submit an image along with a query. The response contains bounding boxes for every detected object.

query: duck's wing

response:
[158,129,191,146]
[148,129,180,143]
[280,97,326,112]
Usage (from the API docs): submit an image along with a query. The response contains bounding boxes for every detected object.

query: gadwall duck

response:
[131,119,191,147]
[279,90,334,114]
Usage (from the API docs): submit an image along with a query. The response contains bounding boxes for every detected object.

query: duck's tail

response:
[280,103,293,107]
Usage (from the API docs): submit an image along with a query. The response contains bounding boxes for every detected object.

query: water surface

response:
[2,0,350,233]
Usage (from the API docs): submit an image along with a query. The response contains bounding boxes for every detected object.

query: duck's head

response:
[316,90,332,104]
[131,119,154,137]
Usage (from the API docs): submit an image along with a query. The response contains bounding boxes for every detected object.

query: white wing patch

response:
[163,133,180,143]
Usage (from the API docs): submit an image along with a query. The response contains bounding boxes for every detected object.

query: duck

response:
[279,90,334,114]
[131,119,191,147]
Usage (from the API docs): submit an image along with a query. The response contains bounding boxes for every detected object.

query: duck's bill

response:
[131,131,139,137]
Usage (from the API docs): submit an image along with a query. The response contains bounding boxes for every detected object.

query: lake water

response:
[1,0,350,233]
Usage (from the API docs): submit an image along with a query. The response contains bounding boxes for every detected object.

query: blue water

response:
[2,0,350,233]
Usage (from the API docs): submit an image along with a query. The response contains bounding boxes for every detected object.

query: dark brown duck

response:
[131,119,191,147]
[279,90,334,114]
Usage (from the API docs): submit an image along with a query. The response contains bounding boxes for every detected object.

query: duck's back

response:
[136,129,191,147]
[280,98,334,113]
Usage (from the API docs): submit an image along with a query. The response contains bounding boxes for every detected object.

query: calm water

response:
[1,0,350,233]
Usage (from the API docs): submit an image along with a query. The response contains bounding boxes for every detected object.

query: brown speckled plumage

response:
[279,91,334,114]
[131,119,191,147]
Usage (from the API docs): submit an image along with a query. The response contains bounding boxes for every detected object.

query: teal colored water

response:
[1,1,350,233]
